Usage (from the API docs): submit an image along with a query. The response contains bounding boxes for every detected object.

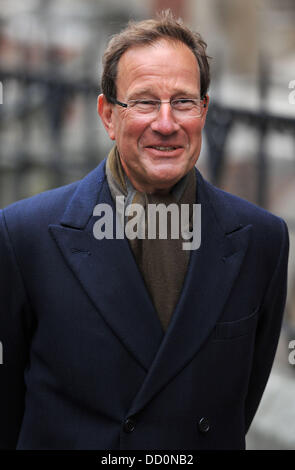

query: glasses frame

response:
[108,96,206,117]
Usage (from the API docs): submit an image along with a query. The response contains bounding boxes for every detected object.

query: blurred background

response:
[0,0,294,449]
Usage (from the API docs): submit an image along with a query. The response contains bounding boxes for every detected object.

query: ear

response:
[200,94,209,128]
[97,94,116,140]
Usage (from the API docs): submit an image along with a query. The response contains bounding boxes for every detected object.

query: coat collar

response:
[59,158,242,235]
[49,158,252,414]
[60,160,106,229]
[50,158,164,371]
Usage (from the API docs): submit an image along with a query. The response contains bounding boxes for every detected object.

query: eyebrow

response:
[127,89,157,100]
[127,89,200,100]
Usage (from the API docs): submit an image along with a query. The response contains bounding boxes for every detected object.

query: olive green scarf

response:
[106,146,196,332]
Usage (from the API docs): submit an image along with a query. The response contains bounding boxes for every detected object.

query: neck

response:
[129,179,174,196]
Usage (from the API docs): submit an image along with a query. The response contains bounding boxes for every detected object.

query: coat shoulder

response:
[200,173,287,235]
[1,180,79,228]
[197,171,289,269]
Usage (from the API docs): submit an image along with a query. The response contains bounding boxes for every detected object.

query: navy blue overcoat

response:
[0,159,289,449]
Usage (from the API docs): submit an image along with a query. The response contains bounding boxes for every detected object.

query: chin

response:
[148,173,184,190]
[151,168,185,183]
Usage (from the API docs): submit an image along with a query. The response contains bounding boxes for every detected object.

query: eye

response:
[172,99,196,110]
[138,100,157,105]
[129,100,158,113]
[136,100,157,106]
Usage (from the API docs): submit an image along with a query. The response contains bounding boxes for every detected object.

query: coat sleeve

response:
[0,209,35,449]
[244,218,289,434]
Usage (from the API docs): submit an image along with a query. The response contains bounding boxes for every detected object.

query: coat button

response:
[123,418,136,433]
[198,417,210,433]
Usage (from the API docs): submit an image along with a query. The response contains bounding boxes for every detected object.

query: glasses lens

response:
[172,99,202,117]
[126,99,203,118]
[129,100,158,114]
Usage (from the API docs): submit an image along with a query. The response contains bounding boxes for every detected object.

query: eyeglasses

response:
[109,97,206,118]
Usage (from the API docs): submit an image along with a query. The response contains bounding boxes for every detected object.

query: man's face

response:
[98,39,208,194]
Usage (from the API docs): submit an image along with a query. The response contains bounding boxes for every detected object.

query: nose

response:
[150,102,180,135]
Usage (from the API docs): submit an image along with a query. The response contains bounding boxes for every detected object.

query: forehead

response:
[116,39,200,98]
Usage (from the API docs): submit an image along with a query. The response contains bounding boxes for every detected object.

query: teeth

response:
[152,146,176,151]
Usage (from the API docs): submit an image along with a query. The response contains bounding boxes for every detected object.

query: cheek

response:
[125,115,157,141]
[122,115,147,136]
[187,123,203,144]
[188,119,203,134]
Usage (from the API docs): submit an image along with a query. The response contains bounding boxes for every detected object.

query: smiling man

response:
[0,11,289,450]
[98,37,208,193]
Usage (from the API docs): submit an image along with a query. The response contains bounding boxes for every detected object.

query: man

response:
[0,12,289,450]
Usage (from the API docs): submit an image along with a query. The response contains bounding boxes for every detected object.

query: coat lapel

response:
[49,159,252,415]
[127,170,252,416]
[49,159,164,372]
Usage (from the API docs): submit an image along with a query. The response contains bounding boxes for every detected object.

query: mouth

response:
[144,145,183,157]
[147,146,179,151]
